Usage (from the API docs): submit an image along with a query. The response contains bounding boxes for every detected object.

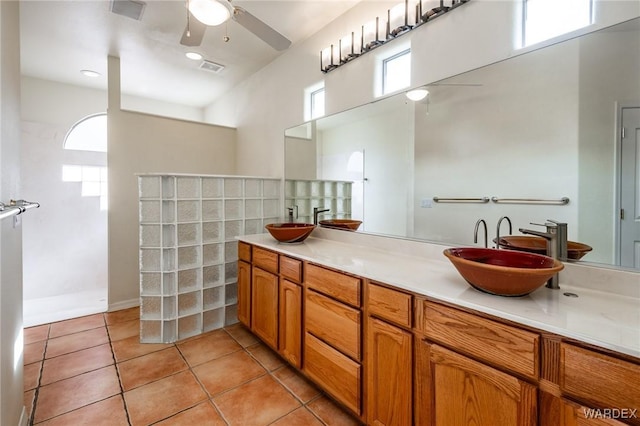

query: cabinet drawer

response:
[306,263,361,307]
[306,289,361,361]
[280,256,302,283]
[423,301,539,380]
[368,282,412,328]
[304,332,361,416]
[253,246,278,274]
[238,241,252,262]
[561,343,640,419]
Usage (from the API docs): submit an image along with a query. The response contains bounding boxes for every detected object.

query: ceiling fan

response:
[180,0,291,51]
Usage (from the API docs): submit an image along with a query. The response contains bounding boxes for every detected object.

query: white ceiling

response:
[20,0,358,108]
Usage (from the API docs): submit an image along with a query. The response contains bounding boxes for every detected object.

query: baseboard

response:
[108,298,140,312]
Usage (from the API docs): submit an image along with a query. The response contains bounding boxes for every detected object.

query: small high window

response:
[523,0,593,47]
[310,88,325,119]
[64,113,107,152]
[383,49,411,95]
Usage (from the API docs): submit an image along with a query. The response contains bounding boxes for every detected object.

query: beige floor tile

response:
[24,340,46,365]
[155,401,226,425]
[41,344,114,385]
[24,361,42,392]
[224,323,259,347]
[49,314,105,338]
[177,329,242,367]
[272,365,321,403]
[213,375,300,425]
[24,389,35,423]
[307,395,360,426]
[33,365,121,423]
[247,342,285,371]
[45,327,109,359]
[124,370,208,426]
[104,307,139,325]
[111,334,171,363]
[193,350,266,397]
[270,407,324,426]
[107,319,140,342]
[117,347,188,391]
[36,395,129,426]
[24,324,50,344]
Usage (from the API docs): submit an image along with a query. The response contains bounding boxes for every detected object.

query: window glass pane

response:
[524,0,592,47]
[383,50,411,95]
[62,165,82,182]
[64,113,107,152]
[311,88,325,119]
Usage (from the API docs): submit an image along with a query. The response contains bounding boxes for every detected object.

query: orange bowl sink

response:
[493,236,592,260]
[265,223,316,243]
[319,219,362,231]
[443,247,564,297]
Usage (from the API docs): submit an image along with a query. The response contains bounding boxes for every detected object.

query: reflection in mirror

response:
[285,17,640,270]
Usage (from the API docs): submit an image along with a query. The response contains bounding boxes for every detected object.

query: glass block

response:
[162,249,176,271]
[162,225,176,247]
[202,221,223,243]
[202,178,223,198]
[178,291,201,316]
[337,182,351,198]
[140,225,161,248]
[225,262,238,283]
[162,320,177,343]
[224,199,243,220]
[139,176,161,199]
[284,180,294,198]
[178,314,202,340]
[140,249,161,272]
[203,265,223,288]
[203,286,224,310]
[295,181,310,197]
[245,179,262,197]
[224,178,243,197]
[310,181,322,197]
[202,200,223,221]
[141,273,161,296]
[163,272,176,295]
[295,199,310,217]
[177,200,200,222]
[203,243,223,265]
[162,176,175,198]
[141,296,162,320]
[178,245,200,270]
[176,177,200,198]
[323,182,336,197]
[225,221,243,240]
[245,199,261,219]
[162,201,175,223]
[337,198,351,214]
[263,199,279,218]
[163,296,177,319]
[203,308,224,332]
[264,180,280,198]
[224,241,238,262]
[140,320,162,343]
[178,268,202,293]
[225,282,237,305]
[225,304,239,326]
[140,201,161,224]
[177,223,201,246]
[245,219,263,235]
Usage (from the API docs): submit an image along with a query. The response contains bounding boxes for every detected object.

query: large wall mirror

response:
[285,17,640,271]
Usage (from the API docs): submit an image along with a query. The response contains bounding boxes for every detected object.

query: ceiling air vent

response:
[110,0,146,21]
[199,60,225,74]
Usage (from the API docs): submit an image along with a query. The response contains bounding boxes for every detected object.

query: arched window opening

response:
[64,113,107,152]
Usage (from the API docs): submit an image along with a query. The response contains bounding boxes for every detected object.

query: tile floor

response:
[23,307,361,425]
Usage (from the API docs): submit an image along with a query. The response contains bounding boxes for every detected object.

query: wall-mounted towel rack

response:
[490,197,570,205]
[432,197,490,204]
[0,200,40,221]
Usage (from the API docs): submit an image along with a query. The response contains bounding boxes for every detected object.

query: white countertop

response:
[238,233,640,360]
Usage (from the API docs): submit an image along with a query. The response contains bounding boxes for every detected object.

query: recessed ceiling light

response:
[80,69,101,78]
[186,52,203,61]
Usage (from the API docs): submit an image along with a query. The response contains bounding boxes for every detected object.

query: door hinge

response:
[621,208,625,220]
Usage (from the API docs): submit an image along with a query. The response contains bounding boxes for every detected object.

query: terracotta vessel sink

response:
[443,247,564,297]
[319,219,362,231]
[493,236,593,260]
[265,223,316,243]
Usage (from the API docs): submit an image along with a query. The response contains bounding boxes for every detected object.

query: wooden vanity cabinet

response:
[279,255,303,368]
[237,259,251,327]
[251,265,279,349]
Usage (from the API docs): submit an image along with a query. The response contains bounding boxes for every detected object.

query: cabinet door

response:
[237,260,251,327]
[562,399,628,426]
[251,266,278,349]
[279,279,302,368]
[421,341,537,426]
[367,317,412,426]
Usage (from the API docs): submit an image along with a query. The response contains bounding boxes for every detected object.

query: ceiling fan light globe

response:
[406,88,429,101]
[189,0,230,26]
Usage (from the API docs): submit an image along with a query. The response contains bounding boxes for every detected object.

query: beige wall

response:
[1,1,27,424]
[107,57,237,309]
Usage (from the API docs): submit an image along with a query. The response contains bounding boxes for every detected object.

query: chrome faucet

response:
[313,207,330,225]
[495,216,512,249]
[519,219,568,289]
[286,205,298,222]
[473,219,488,248]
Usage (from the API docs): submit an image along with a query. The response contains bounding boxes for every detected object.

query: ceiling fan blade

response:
[180,13,207,46]
[232,6,291,51]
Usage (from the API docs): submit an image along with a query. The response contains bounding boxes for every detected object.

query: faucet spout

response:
[518,219,568,289]
[313,207,330,225]
[495,216,512,249]
[473,219,488,248]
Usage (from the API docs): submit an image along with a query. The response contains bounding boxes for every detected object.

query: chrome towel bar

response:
[491,197,570,205]
[432,197,490,204]
[0,200,40,220]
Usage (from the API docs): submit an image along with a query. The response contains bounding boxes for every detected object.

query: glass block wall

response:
[138,174,282,343]
[284,179,353,223]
